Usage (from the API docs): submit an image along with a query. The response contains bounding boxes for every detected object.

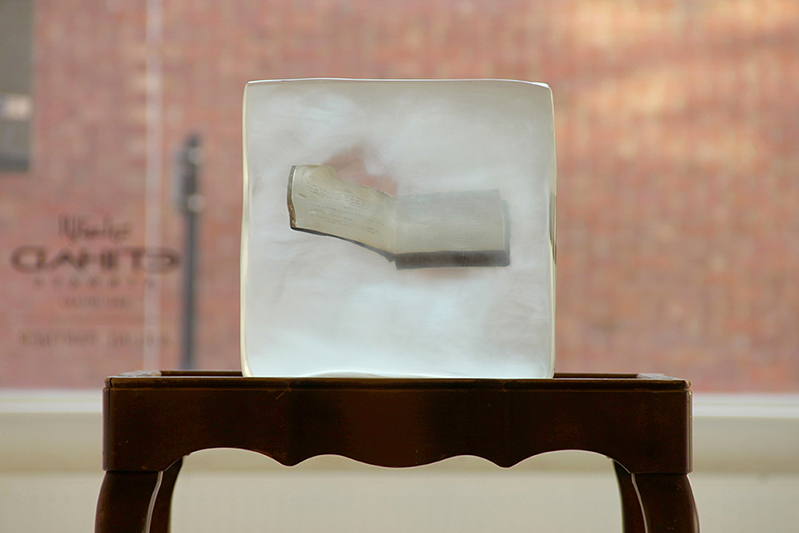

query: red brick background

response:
[1,0,798,390]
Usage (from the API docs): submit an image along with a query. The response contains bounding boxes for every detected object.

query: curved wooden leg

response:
[150,458,184,533]
[614,461,646,533]
[633,473,699,533]
[95,471,162,533]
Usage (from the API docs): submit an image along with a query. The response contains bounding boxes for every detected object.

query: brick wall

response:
[1,0,797,390]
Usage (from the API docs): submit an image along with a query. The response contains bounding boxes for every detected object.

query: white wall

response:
[2,392,798,532]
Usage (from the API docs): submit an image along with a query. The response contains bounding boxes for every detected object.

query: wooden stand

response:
[95,371,698,532]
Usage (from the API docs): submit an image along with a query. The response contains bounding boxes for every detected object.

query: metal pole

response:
[175,134,202,369]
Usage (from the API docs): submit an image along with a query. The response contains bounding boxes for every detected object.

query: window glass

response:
[0,0,33,171]
[1,1,797,391]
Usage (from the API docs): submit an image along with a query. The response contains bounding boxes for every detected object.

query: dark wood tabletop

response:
[96,371,698,533]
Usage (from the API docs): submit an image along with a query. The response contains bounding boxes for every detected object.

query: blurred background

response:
[1,0,798,391]
[2,3,799,532]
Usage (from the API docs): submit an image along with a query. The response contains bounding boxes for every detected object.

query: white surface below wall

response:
[2,464,799,532]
